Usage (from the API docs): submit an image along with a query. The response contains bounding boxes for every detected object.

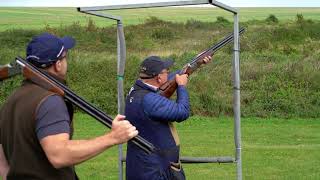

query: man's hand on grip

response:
[176,74,188,86]
[109,115,138,145]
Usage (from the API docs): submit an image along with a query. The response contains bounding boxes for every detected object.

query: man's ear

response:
[53,60,61,72]
[156,75,162,84]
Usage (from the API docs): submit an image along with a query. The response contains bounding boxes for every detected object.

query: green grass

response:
[0,7,320,31]
[74,113,320,179]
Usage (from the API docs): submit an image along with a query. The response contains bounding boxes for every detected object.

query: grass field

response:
[74,113,320,179]
[0,7,320,31]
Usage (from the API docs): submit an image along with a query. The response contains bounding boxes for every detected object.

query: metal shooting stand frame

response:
[78,0,242,179]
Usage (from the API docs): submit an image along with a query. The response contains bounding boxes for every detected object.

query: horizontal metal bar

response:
[210,0,238,13]
[180,156,235,163]
[78,9,122,21]
[180,157,235,163]
[121,156,235,163]
[78,0,210,11]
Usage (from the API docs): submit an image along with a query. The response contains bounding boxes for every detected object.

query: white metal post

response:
[117,20,126,180]
[233,13,242,180]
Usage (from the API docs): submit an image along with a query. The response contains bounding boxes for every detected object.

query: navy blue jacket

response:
[125,79,189,180]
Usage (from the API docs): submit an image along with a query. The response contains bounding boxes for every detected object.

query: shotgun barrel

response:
[159,27,246,98]
[16,56,156,154]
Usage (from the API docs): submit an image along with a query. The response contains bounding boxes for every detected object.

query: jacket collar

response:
[22,71,67,88]
[135,80,158,93]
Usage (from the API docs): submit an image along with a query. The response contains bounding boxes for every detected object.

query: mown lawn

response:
[74,113,320,179]
[0,7,320,31]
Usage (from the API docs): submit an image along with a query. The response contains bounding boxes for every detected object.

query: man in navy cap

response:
[125,55,211,180]
[0,33,138,180]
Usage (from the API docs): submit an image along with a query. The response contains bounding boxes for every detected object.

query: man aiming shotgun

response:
[125,28,245,180]
[125,54,211,180]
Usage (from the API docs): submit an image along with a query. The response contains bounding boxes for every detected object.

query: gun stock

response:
[0,66,9,81]
[159,27,246,98]
[16,57,155,154]
[21,65,65,95]
[158,79,177,98]
[0,62,22,81]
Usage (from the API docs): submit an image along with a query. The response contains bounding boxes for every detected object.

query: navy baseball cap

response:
[139,56,174,78]
[26,33,75,68]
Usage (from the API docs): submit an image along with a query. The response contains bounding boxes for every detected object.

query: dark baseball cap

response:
[139,56,174,78]
[26,33,75,68]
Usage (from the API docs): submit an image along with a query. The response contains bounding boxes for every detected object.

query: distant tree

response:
[86,18,96,32]
[296,13,304,23]
[216,16,230,24]
[266,14,279,23]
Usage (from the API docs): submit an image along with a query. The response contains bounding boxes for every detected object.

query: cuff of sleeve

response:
[177,85,186,90]
[36,121,70,140]
[177,85,188,97]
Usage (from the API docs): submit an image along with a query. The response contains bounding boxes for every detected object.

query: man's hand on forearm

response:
[202,55,212,64]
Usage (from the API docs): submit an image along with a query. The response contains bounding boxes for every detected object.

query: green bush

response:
[151,27,175,40]
[185,19,206,29]
[216,16,230,24]
[87,19,97,31]
[266,14,279,23]
[144,16,168,26]
[296,14,304,23]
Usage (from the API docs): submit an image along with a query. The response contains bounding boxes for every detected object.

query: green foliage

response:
[151,27,175,40]
[0,76,22,104]
[1,18,320,118]
[85,18,97,32]
[141,16,179,42]
[144,16,168,26]
[185,19,205,29]
[216,16,230,24]
[266,14,279,23]
[295,13,315,30]
[296,13,304,23]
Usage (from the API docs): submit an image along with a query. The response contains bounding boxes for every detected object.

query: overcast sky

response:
[1,0,320,7]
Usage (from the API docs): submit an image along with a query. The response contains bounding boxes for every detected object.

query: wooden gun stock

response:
[22,66,65,96]
[0,66,9,81]
[0,62,22,81]
[159,27,246,98]
[159,79,178,98]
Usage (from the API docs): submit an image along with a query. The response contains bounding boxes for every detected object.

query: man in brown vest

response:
[0,33,138,180]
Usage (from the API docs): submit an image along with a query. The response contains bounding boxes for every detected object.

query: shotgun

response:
[15,56,156,154]
[159,27,246,98]
[0,62,22,81]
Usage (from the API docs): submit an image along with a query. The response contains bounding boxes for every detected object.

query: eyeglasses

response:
[58,54,67,60]
[58,51,68,60]
[160,69,170,74]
